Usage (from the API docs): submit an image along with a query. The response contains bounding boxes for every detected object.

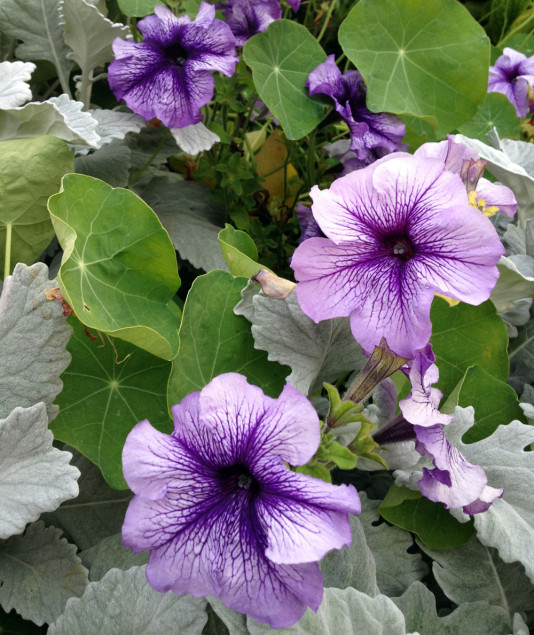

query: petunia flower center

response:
[218,463,260,495]
[164,42,189,67]
[383,234,414,261]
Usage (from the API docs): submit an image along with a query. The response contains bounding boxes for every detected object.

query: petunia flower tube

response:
[122,373,361,628]
[221,0,281,47]
[108,3,238,129]
[488,47,534,117]
[307,55,405,162]
[291,154,505,358]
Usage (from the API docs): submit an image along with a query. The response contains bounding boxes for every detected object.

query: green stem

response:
[4,223,12,280]
[317,0,338,44]
[128,128,169,186]
[306,129,316,188]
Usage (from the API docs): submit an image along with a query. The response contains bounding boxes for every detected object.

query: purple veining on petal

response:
[488,47,534,117]
[414,424,503,514]
[108,3,238,129]
[122,373,360,628]
[222,0,281,46]
[291,154,504,358]
[307,55,405,162]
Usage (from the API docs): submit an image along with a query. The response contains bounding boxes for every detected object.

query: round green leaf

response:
[0,135,73,274]
[168,270,289,407]
[339,0,490,133]
[243,20,327,140]
[117,0,157,17]
[218,224,267,278]
[430,298,509,399]
[48,174,180,360]
[52,317,172,490]
[457,92,520,142]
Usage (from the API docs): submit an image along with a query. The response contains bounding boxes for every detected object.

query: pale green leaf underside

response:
[244,20,326,140]
[48,174,181,360]
[339,0,489,133]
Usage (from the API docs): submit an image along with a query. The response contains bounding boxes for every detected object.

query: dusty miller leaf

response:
[170,122,220,155]
[0,263,71,422]
[420,537,534,615]
[75,140,132,187]
[234,283,367,395]
[80,533,148,582]
[247,587,406,634]
[0,0,73,94]
[48,566,208,634]
[392,581,512,635]
[0,95,100,145]
[0,61,35,109]
[0,521,88,626]
[0,404,80,540]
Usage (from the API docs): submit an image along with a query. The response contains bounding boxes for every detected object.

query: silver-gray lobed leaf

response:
[80,533,148,582]
[392,581,512,635]
[0,521,88,625]
[0,262,72,421]
[75,140,132,187]
[419,536,534,616]
[0,403,80,539]
[234,283,367,395]
[43,451,131,551]
[247,587,406,635]
[48,566,208,635]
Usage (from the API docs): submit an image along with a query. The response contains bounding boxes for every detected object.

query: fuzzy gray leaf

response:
[0,404,80,539]
[247,587,406,635]
[0,262,72,421]
[0,521,88,625]
[75,141,132,187]
[234,285,367,395]
[80,533,148,582]
[392,582,511,635]
[420,537,534,615]
[49,566,208,634]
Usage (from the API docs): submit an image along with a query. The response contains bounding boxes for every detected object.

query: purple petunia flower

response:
[488,47,534,117]
[108,4,238,129]
[222,0,281,46]
[398,347,503,514]
[286,0,301,10]
[122,373,360,628]
[415,136,517,218]
[307,55,405,162]
[291,154,505,359]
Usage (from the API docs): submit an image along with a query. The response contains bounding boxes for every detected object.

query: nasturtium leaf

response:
[420,537,534,615]
[0,61,35,109]
[136,175,228,272]
[0,95,101,145]
[61,0,130,82]
[0,403,80,540]
[0,0,73,95]
[379,485,475,549]
[243,20,327,140]
[48,566,208,635]
[117,0,158,17]
[218,225,264,278]
[48,174,181,360]
[0,135,73,274]
[235,283,367,395]
[43,451,132,550]
[168,270,289,407]
[0,522,88,626]
[360,494,428,597]
[392,581,511,635]
[51,317,172,490]
[338,0,489,134]
[446,365,526,443]
[0,263,71,422]
[247,588,406,635]
[457,93,519,142]
[430,298,509,399]
[80,533,148,582]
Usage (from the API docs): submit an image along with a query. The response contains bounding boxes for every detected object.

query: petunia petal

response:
[256,464,361,564]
